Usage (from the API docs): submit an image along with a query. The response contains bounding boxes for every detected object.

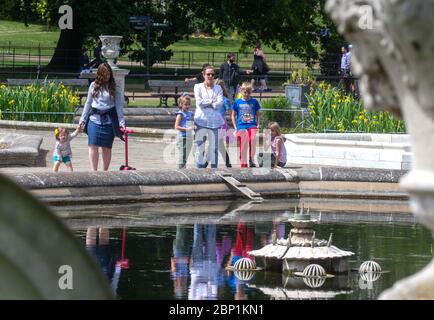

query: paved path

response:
[0,127,241,174]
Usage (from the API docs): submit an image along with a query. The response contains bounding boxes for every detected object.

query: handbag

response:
[263,62,270,73]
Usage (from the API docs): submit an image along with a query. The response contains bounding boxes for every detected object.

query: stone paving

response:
[0,127,239,174]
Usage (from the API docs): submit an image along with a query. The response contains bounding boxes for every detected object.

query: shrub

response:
[260,97,293,128]
[0,82,79,123]
[304,82,406,133]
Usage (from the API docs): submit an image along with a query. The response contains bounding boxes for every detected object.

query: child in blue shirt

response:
[231,82,261,168]
[174,94,194,168]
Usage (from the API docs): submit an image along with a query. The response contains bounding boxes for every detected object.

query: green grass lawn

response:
[0,20,60,47]
[169,37,245,52]
[0,19,311,75]
[0,21,278,53]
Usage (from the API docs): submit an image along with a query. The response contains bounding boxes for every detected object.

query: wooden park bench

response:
[148,80,194,107]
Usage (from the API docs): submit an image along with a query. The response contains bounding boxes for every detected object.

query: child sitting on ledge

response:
[259,122,287,168]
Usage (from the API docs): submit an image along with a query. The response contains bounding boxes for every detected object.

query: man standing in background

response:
[219,53,251,104]
[339,45,352,94]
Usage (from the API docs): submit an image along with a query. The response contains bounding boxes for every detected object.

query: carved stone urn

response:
[326,0,434,299]
[99,35,123,69]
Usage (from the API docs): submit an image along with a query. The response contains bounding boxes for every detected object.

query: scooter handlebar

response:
[120,127,134,134]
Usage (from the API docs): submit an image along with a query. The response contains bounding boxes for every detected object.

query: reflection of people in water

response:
[228,222,254,265]
[85,228,116,285]
[216,231,232,268]
[258,221,286,247]
[188,224,223,300]
[226,222,255,300]
[171,225,192,299]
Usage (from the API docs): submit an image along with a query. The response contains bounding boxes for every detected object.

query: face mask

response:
[229,59,235,63]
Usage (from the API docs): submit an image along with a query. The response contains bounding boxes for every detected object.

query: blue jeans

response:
[192,224,217,262]
[195,125,219,168]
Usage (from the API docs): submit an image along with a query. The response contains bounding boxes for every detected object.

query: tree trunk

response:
[46,28,83,71]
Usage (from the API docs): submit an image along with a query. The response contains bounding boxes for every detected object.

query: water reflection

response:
[85,228,116,284]
[74,220,433,300]
[189,224,220,300]
[85,227,130,296]
[250,274,353,300]
[171,225,192,299]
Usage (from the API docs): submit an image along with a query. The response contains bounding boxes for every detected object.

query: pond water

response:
[65,200,434,300]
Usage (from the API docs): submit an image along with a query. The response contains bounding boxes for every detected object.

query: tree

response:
[317,0,346,78]
[0,0,20,20]
[38,0,138,71]
[11,0,341,73]
[189,0,343,69]
[10,0,198,71]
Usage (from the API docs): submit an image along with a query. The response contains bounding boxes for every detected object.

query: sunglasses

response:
[205,73,215,76]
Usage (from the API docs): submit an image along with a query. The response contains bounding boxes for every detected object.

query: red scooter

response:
[120,127,136,171]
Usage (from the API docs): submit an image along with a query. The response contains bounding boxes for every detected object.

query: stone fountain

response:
[84,35,129,105]
[249,207,354,274]
[325,0,434,299]
[99,35,122,70]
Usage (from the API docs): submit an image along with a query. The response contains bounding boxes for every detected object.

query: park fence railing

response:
[0,44,342,77]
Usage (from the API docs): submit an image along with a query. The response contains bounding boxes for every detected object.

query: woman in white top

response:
[193,65,224,168]
[79,63,125,171]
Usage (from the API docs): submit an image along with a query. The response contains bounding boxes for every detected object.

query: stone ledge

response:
[0,133,43,166]
[317,167,406,183]
[9,168,298,189]
[3,167,409,205]
[284,133,412,170]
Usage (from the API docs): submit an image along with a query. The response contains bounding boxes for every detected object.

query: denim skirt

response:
[87,120,115,148]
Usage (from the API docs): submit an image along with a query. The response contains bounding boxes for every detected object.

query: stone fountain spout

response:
[326,0,434,299]
[249,208,354,274]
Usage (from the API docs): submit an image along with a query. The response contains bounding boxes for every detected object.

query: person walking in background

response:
[219,53,251,104]
[231,82,261,168]
[339,45,352,94]
[347,44,358,97]
[79,63,126,171]
[193,65,224,168]
[214,80,232,168]
[251,43,270,92]
[52,126,81,172]
[174,94,194,169]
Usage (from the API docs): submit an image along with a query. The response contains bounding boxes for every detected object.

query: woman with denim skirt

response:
[79,63,125,171]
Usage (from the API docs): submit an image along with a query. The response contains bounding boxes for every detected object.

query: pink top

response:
[271,136,287,164]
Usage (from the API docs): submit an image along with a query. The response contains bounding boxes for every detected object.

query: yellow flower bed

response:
[0,81,79,123]
[305,82,405,133]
